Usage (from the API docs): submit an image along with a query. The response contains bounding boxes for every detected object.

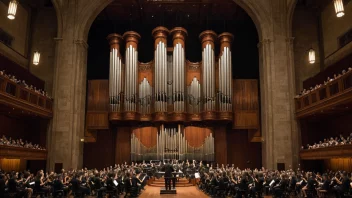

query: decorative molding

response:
[74,39,89,49]
[257,38,272,48]
[139,64,152,71]
[189,64,200,70]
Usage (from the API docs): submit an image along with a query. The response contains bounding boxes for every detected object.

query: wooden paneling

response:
[0,76,53,118]
[184,126,211,148]
[300,145,352,160]
[138,62,153,86]
[115,127,131,164]
[325,158,352,172]
[0,159,20,172]
[233,79,260,130]
[227,129,262,169]
[186,61,201,85]
[86,113,109,129]
[86,80,109,130]
[295,71,352,118]
[87,80,109,111]
[132,127,157,148]
[214,125,227,165]
[0,145,47,160]
[83,129,115,169]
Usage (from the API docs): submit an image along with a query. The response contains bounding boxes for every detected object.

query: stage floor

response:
[139,186,209,198]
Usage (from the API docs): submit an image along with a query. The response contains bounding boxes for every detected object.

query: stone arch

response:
[287,0,299,37]
[51,0,63,38]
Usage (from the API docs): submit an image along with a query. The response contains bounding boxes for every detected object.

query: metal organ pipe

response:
[170,28,187,113]
[152,27,169,115]
[218,33,234,112]
[123,31,141,115]
[107,34,123,113]
[200,31,217,112]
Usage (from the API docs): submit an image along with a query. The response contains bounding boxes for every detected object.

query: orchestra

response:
[1,159,352,197]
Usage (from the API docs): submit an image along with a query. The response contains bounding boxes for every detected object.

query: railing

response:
[295,70,352,117]
[300,144,352,160]
[0,145,47,160]
[0,75,53,117]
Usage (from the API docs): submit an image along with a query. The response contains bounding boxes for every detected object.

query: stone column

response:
[47,0,88,169]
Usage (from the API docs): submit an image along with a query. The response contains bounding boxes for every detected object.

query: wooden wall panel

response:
[227,129,262,169]
[184,126,211,147]
[87,80,109,111]
[132,127,157,148]
[324,158,352,172]
[138,63,153,86]
[115,127,131,164]
[233,79,260,130]
[83,129,115,169]
[0,159,20,172]
[214,126,227,165]
[186,61,201,85]
[86,80,109,129]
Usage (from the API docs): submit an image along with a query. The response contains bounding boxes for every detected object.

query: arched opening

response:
[83,0,262,169]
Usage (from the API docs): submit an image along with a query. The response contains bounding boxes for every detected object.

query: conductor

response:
[162,160,175,190]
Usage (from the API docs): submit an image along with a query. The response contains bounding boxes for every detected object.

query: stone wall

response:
[321,0,352,59]
[0,1,30,68]
[292,5,321,92]
[29,8,57,95]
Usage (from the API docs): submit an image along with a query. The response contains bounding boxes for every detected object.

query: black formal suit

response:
[162,163,175,190]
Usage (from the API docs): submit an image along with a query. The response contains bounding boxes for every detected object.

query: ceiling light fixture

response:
[33,51,41,65]
[7,0,18,20]
[308,48,315,64]
[333,0,345,17]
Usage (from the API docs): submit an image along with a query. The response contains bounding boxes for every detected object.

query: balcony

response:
[300,145,352,160]
[0,76,53,118]
[295,71,352,118]
[0,145,47,160]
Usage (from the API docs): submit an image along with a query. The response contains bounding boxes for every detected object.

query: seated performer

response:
[162,160,175,190]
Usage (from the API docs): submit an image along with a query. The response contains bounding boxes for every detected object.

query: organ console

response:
[107,26,234,122]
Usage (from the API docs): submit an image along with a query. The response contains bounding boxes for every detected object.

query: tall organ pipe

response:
[199,31,217,112]
[218,33,234,112]
[123,31,141,114]
[152,27,169,115]
[107,34,123,113]
[170,28,187,113]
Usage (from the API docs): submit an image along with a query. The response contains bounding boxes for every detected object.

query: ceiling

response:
[96,0,248,28]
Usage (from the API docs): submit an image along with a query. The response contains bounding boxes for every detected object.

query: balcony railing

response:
[0,75,53,117]
[0,145,47,160]
[295,70,352,118]
[300,144,352,160]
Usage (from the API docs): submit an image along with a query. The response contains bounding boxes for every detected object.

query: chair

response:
[305,189,317,198]
[32,191,46,198]
[318,189,328,198]
[105,190,116,198]
[53,190,64,198]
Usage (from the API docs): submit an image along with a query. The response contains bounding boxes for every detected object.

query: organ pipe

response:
[170,28,187,113]
[199,31,217,112]
[152,27,169,114]
[123,31,141,114]
[218,33,234,112]
[107,34,123,113]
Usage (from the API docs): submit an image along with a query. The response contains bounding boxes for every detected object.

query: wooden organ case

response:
[85,26,261,165]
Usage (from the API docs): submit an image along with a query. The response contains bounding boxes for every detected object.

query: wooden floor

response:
[139,186,210,198]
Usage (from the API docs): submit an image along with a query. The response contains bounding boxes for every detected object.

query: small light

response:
[308,48,315,64]
[187,14,190,18]
[33,51,40,65]
[152,15,154,18]
[80,138,85,142]
[334,0,345,18]
[7,0,18,20]
[141,7,143,10]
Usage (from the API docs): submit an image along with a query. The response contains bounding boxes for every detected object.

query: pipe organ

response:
[131,125,214,162]
[107,27,234,122]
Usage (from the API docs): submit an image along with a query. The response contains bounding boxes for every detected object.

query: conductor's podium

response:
[148,177,193,187]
